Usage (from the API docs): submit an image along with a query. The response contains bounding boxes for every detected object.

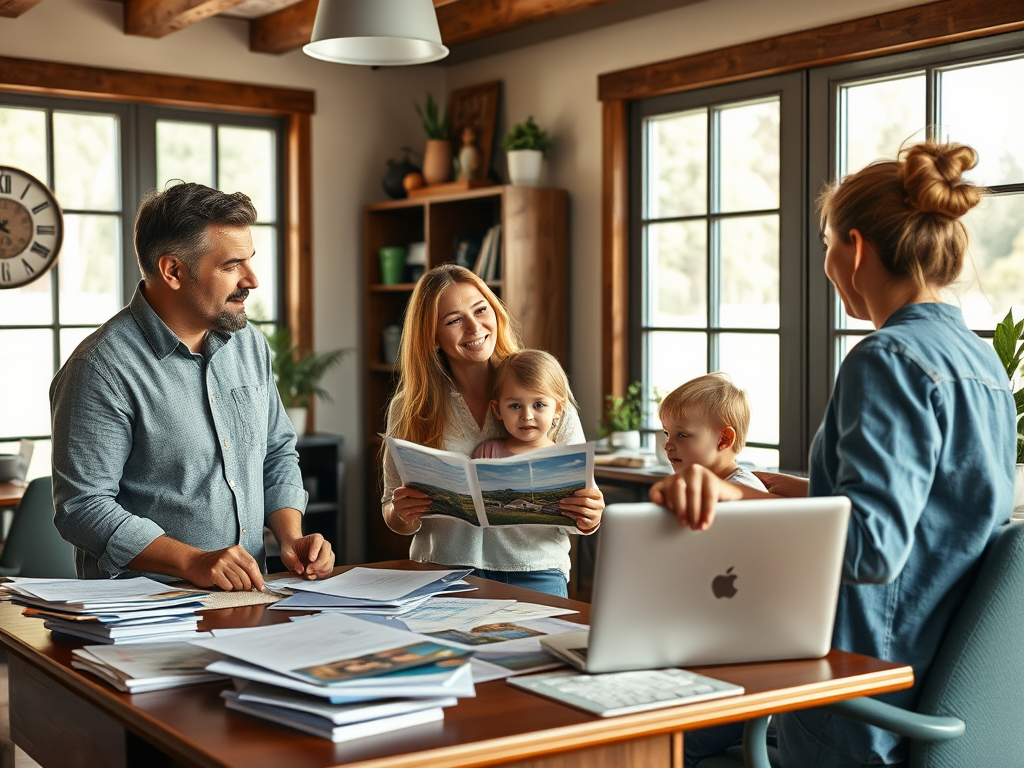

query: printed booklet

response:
[386,437,595,528]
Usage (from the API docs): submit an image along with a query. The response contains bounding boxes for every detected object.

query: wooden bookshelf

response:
[363,185,569,561]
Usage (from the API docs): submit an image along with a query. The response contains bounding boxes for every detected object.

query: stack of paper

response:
[2,577,208,644]
[191,613,475,742]
[270,567,474,614]
[71,642,227,693]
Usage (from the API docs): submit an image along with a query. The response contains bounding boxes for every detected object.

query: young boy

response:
[658,373,767,491]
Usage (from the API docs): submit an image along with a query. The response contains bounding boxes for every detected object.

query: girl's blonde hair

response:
[387,264,522,449]
[490,349,578,412]
[658,373,751,453]
[818,141,984,288]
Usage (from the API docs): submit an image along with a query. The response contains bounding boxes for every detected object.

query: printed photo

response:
[477,453,587,526]
[293,642,469,685]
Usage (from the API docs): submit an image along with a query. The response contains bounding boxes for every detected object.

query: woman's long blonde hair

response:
[387,264,522,449]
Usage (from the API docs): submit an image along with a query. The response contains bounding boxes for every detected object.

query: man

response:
[50,182,334,590]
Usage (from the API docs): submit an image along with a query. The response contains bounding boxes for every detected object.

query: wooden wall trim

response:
[0,55,315,114]
[601,99,630,401]
[599,0,1024,102]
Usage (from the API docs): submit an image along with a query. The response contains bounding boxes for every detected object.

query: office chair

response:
[698,519,1024,768]
[0,476,77,578]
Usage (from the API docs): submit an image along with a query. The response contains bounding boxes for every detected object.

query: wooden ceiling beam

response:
[250,0,317,54]
[248,0,628,55]
[0,0,45,18]
[125,0,248,38]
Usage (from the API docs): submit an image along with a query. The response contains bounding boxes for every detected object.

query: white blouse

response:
[381,388,587,580]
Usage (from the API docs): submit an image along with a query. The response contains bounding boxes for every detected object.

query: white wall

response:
[445,0,924,436]
[0,0,444,562]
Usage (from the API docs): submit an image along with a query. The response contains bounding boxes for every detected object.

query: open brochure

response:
[386,437,595,528]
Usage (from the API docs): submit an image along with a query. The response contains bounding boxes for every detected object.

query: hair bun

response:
[900,142,982,219]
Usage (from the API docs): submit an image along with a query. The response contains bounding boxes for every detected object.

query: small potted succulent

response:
[265,326,350,436]
[599,380,644,451]
[415,93,451,186]
[502,116,551,187]
[994,310,1024,519]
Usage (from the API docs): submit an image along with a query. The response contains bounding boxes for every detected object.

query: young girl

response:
[473,350,575,458]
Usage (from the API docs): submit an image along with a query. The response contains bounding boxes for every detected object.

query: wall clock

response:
[0,166,64,289]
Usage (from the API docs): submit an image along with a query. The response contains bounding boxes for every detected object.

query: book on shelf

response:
[386,436,595,528]
[472,226,494,276]
[485,224,501,281]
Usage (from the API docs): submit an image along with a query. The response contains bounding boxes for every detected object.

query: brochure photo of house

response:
[385,437,595,528]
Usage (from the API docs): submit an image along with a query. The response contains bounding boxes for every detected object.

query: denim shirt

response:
[50,284,307,580]
[777,303,1016,767]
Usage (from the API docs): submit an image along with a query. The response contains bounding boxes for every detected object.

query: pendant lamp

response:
[303,0,449,66]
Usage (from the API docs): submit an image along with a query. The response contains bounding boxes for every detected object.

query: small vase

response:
[422,139,452,186]
[286,407,308,437]
[507,149,544,187]
[609,430,641,451]
[1013,463,1024,522]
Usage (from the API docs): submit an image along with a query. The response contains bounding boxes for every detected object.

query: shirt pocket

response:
[230,384,269,447]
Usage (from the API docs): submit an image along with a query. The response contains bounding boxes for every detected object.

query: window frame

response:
[628,72,807,469]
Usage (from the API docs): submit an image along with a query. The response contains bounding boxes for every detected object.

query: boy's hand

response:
[560,487,605,534]
[649,465,742,530]
[754,472,809,498]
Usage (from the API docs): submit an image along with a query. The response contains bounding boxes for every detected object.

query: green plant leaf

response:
[264,326,351,410]
[501,116,552,157]
[415,93,448,140]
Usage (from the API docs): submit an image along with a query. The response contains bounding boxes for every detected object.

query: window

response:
[631,30,1024,472]
[631,74,805,470]
[0,95,285,477]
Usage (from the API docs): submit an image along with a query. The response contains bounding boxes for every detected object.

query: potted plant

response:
[265,326,350,437]
[502,116,551,187]
[415,93,451,186]
[599,380,644,451]
[994,310,1024,519]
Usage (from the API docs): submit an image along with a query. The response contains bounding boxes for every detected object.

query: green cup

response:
[379,246,407,285]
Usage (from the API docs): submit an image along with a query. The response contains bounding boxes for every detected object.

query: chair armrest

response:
[823,697,965,741]
[0,564,22,576]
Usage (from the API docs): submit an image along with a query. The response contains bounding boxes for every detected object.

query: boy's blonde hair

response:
[658,373,751,453]
[491,349,578,413]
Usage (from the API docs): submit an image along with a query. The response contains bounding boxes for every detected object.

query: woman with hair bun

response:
[380,264,604,598]
[652,142,1016,768]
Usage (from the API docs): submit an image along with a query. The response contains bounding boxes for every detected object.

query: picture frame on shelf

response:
[447,81,501,182]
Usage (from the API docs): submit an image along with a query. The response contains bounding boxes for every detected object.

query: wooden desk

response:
[0,561,914,768]
[0,481,25,508]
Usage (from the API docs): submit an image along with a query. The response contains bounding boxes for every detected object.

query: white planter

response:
[609,430,641,451]
[1013,463,1024,522]
[286,407,308,437]
[507,149,544,187]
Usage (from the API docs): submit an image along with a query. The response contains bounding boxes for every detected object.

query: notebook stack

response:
[191,612,476,742]
[3,576,208,644]
[70,642,227,693]
[270,567,475,615]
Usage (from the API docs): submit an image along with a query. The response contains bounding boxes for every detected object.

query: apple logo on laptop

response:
[712,567,738,599]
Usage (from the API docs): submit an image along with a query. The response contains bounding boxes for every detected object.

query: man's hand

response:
[280,534,335,580]
[182,544,265,591]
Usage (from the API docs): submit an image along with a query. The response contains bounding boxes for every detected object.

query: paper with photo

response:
[387,436,595,528]
[397,598,516,634]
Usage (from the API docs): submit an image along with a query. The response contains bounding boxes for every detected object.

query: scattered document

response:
[397,598,516,634]
[71,642,227,693]
[387,437,595,528]
[285,568,472,602]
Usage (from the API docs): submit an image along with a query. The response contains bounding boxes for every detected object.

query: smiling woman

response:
[378,263,604,598]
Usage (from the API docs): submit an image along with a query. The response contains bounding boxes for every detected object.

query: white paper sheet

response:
[398,598,516,633]
[284,568,470,602]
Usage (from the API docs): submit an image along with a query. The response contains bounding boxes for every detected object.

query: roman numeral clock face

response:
[0,167,64,289]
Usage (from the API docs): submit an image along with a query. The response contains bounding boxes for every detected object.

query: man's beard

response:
[212,289,249,332]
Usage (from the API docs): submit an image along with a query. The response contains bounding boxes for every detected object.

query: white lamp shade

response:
[303,0,450,66]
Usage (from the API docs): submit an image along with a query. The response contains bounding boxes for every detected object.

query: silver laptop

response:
[544,498,851,673]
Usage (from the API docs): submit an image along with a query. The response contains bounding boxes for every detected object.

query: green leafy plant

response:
[599,381,644,436]
[994,309,1024,463]
[415,93,448,140]
[502,116,552,157]
[265,326,350,410]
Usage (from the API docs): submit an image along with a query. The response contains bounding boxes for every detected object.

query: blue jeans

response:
[471,568,568,598]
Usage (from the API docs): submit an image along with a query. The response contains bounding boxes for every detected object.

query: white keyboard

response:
[507,667,744,717]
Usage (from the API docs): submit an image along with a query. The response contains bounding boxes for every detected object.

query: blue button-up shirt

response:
[50,284,307,580]
[777,303,1016,767]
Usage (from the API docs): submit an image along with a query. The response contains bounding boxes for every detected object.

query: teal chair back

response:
[910,519,1024,767]
[0,476,77,578]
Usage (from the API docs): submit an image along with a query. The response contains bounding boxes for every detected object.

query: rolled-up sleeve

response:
[50,358,164,577]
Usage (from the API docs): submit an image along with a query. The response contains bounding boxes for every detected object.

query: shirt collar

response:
[129,281,233,361]
[882,302,965,329]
